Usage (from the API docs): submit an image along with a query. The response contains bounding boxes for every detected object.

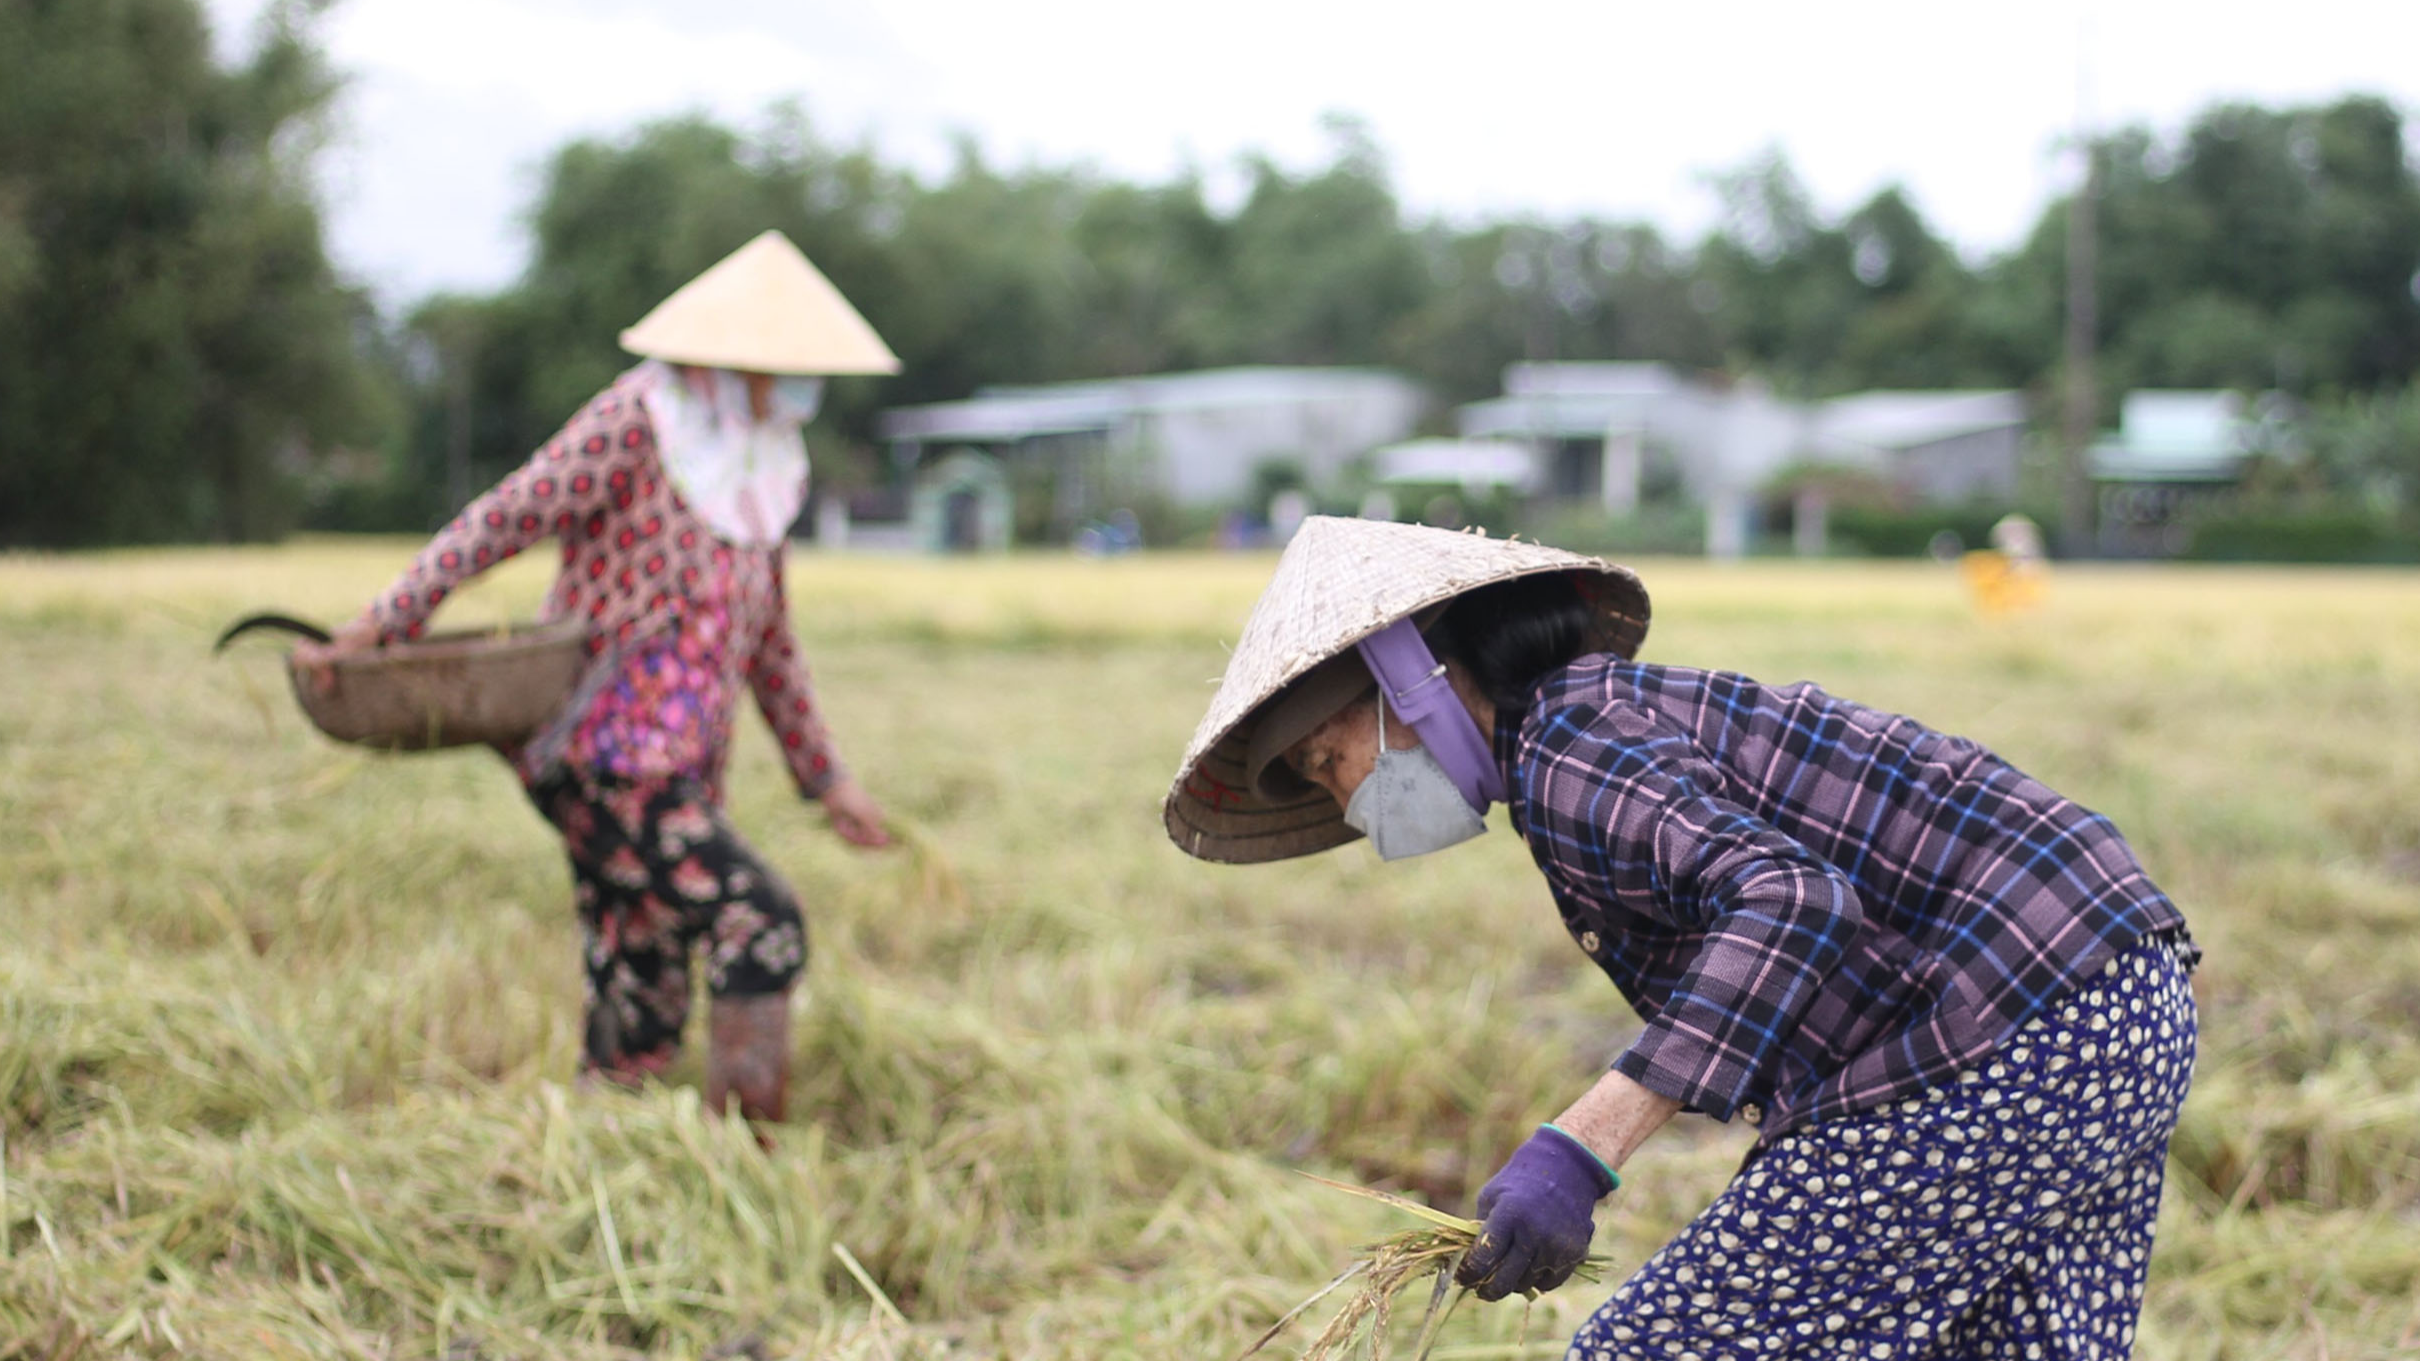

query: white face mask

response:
[639,362,810,548]
[1342,702,1487,861]
[771,376,825,424]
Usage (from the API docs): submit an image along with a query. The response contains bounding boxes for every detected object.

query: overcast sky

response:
[202,0,2420,305]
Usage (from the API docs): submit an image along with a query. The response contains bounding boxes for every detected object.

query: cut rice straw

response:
[831,1242,906,1328]
[875,813,970,914]
[1235,1174,1609,1361]
[829,1241,926,1361]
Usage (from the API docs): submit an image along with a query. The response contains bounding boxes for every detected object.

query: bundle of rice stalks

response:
[1237,1176,1609,1361]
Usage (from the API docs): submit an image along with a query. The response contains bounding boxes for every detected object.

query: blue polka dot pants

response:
[1569,933,2197,1360]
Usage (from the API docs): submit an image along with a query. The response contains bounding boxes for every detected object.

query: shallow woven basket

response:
[287,620,588,751]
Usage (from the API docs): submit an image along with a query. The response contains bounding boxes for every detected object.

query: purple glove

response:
[1455,1125,1617,1301]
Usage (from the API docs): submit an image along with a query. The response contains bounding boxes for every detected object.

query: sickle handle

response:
[212,612,334,654]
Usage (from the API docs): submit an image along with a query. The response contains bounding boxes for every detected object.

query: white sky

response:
[203,0,2420,305]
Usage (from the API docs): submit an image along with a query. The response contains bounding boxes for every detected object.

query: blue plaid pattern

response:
[1500,657,2193,1136]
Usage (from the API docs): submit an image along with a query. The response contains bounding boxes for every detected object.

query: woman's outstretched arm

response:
[1554,1067,1683,1172]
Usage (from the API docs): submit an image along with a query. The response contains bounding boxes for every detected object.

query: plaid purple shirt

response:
[1499,657,2192,1138]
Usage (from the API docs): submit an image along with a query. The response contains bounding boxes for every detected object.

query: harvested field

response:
[3,542,2418,1358]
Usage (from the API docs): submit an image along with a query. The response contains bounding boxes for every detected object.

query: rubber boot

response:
[705,989,793,1124]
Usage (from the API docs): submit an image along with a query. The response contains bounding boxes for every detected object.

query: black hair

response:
[1427,572,1593,712]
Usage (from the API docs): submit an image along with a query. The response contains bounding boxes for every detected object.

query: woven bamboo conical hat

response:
[619,230,899,375]
[1164,517,1649,864]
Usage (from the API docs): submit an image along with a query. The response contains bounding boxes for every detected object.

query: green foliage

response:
[17,9,2420,547]
[358,105,1753,533]
[384,109,921,529]
[1697,160,2013,394]
[1392,219,1723,407]
[1522,503,1709,557]
[1218,118,1426,368]
[2009,98,2420,401]
[1829,503,2063,558]
[1699,98,2420,410]
[2305,384,2420,510]
[2181,507,2420,563]
[0,0,393,546]
[2174,386,2420,562]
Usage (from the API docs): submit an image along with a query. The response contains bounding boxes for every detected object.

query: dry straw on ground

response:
[3,545,2419,1357]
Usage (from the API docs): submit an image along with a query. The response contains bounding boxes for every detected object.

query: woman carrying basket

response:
[300,231,892,1123]
[1166,517,2198,1358]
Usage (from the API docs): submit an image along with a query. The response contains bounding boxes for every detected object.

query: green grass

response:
[2,542,2418,1358]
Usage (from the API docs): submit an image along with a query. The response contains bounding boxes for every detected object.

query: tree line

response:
[7,0,2420,547]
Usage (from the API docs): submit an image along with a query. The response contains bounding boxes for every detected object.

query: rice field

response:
[2,540,2418,1359]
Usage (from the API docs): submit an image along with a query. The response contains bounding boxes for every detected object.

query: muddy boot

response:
[579,1001,649,1093]
[705,989,793,1124]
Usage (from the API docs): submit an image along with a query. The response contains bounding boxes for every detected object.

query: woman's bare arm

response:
[1554,1068,1683,1173]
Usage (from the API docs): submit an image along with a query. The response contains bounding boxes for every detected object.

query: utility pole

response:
[1525,225,1555,364]
[422,305,480,515]
[2059,21,2100,558]
[445,346,474,514]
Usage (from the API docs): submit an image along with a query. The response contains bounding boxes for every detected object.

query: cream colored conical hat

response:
[619,229,900,375]
[1164,517,1649,865]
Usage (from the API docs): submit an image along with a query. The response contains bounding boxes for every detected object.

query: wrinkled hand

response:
[821,778,891,849]
[290,617,381,695]
[1455,1126,1615,1301]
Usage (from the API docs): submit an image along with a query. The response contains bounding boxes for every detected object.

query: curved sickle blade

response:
[212,613,333,654]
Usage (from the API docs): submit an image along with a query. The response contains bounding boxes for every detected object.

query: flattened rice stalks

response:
[1236,1175,1610,1361]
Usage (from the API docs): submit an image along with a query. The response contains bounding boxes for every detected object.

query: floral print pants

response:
[533,771,808,1079]
[1569,932,2198,1360]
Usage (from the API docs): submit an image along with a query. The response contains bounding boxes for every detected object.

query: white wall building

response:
[1457,363,2030,556]
[1809,390,2033,503]
[875,367,1428,544]
[2088,390,2285,557]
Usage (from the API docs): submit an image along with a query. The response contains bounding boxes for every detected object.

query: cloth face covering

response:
[638,361,821,547]
[1343,701,1487,860]
[1355,616,1504,809]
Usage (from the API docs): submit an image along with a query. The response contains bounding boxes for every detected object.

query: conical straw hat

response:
[619,229,900,375]
[1164,517,1649,865]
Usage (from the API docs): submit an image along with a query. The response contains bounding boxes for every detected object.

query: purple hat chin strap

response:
[1355,617,1505,812]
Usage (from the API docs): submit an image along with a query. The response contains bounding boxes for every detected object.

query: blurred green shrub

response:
[1521,504,1708,556]
[1829,504,2053,558]
[2182,507,2420,563]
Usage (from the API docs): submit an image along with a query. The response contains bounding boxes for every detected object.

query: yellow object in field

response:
[1961,549,2047,615]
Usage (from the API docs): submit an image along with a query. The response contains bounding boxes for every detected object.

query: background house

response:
[1369,438,1542,496]
[856,359,2042,555]
[1457,363,1715,507]
[870,367,1427,549]
[2089,390,2276,556]
[1807,390,2030,504]
[1457,363,2029,556]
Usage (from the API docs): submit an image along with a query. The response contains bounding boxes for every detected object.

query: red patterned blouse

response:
[365,368,842,802]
